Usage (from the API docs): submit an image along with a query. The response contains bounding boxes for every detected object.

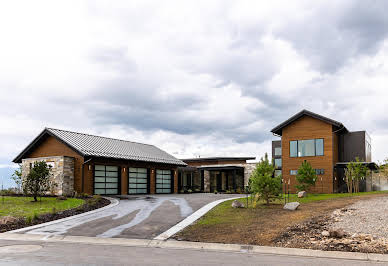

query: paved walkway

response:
[17,194,238,239]
[0,239,383,266]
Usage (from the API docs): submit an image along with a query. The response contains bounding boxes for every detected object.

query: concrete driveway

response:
[19,194,239,239]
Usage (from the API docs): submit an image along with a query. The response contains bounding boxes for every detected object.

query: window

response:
[315,139,324,156]
[274,158,282,168]
[290,141,298,157]
[94,165,119,195]
[275,170,281,177]
[290,139,324,157]
[274,147,282,156]
[128,168,148,194]
[156,169,172,193]
[315,169,324,175]
[298,139,315,157]
[290,170,298,175]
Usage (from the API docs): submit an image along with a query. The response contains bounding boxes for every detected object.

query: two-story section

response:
[271,110,376,193]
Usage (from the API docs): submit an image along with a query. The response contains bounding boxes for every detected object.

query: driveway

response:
[19,194,239,239]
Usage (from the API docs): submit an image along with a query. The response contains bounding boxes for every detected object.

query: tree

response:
[345,158,369,193]
[249,153,282,205]
[295,160,317,192]
[22,161,53,202]
[12,164,23,193]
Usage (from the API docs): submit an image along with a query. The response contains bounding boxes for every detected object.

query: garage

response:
[128,167,149,194]
[94,165,120,195]
[156,169,172,193]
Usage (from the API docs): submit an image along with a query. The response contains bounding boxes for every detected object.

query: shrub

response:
[295,160,317,192]
[187,189,193,193]
[249,153,282,205]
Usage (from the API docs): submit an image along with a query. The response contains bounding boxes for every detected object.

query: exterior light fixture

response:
[88,165,92,171]
[123,167,126,172]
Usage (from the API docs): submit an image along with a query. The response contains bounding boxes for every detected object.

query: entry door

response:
[156,170,172,193]
[128,168,148,194]
[216,173,222,191]
[94,165,119,195]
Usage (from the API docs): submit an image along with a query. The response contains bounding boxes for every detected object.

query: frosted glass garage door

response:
[94,165,119,195]
[156,170,172,194]
[128,168,148,194]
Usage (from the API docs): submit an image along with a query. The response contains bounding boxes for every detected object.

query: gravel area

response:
[330,196,388,239]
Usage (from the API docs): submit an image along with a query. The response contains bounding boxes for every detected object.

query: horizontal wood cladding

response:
[282,116,334,193]
[26,135,84,193]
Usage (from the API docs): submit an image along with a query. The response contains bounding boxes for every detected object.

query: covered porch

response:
[334,162,378,193]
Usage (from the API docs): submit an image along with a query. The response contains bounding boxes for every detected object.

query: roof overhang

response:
[197,165,244,171]
[271,109,348,136]
[182,157,256,163]
[335,162,378,171]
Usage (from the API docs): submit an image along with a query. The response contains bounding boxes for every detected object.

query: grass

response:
[198,190,388,226]
[0,196,84,219]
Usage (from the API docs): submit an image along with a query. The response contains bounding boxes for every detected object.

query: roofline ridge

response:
[47,127,157,147]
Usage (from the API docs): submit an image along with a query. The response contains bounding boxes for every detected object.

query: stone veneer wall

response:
[21,156,75,196]
[203,170,210,192]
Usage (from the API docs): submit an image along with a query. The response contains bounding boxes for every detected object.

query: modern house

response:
[13,128,187,196]
[271,110,377,193]
[178,157,256,193]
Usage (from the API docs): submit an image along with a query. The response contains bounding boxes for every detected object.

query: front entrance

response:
[209,168,244,193]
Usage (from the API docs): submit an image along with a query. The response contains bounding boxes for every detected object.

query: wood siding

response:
[26,135,84,193]
[282,116,334,193]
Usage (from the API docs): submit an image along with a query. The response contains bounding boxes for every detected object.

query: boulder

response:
[283,202,300,211]
[298,191,307,198]
[0,216,18,225]
[321,230,330,237]
[231,200,245,208]
[329,228,346,238]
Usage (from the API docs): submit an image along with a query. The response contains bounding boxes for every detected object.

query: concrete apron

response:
[0,232,387,263]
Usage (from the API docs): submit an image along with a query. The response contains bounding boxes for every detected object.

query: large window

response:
[290,139,324,157]
[274,147,282,156]
[156,170,172,194]
[128,168,148,194]
[94,165,119,195]
[274,158,282,168]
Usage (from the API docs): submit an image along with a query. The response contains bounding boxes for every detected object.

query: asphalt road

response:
[21,194,239,239]
[0,239,384,266]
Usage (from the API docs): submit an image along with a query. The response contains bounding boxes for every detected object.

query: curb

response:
[154,196,243,240]
[0,233,387,262]
[7,197,119,233]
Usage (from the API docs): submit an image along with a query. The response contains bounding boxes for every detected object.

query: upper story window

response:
[274,147,282,156]
[274,158,282,168]
[290,138,324,157]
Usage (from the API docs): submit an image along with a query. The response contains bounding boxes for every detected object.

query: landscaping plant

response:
[249,153,282,205]
[345,158,369,193]
[22,161,53,202]
[295,160,317,192]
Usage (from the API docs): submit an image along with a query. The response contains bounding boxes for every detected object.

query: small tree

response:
[345,158,368,193]
[249,153,282,205]
[295,160,317,192]
[22,161,52,202]
[12,164,23,193]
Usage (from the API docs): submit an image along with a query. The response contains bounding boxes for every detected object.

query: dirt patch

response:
[174,194,388,248]
[0,197,110,233]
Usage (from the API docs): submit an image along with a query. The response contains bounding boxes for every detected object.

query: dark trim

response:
[335,162,378,170]
[182,157,255,163]
[271,109,348,136]
[12,128,85,163]
[197,166,244,171]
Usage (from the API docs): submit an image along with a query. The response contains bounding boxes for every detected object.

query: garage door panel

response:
[94,165,119,195]
[156,170,172,194]
[128,168,149,194]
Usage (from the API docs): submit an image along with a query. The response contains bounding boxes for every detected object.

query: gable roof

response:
[13,128,187,166]
[271,109,347,136]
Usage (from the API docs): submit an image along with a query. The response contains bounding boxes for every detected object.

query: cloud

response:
[1,0,388,172]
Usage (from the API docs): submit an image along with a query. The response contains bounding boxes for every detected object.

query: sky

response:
[1,1,388,188]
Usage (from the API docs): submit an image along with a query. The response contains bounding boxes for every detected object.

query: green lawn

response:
[0,196,84,219]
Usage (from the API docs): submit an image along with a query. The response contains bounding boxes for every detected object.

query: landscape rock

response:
[232,200,245,208]
[298,191,307,198]
[329,228,346,238]
[56,196,67,200]
[321,230,330,237]
[283,202,300,211]
[0,216,18,225]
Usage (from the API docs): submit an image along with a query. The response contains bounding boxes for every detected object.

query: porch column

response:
[204,170,210,192]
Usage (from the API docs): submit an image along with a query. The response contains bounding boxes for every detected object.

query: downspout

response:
[82,158,92,193]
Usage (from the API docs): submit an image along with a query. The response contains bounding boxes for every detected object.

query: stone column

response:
[204,170,210,192]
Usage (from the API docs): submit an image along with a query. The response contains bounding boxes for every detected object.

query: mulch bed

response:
[0,197,110,233]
